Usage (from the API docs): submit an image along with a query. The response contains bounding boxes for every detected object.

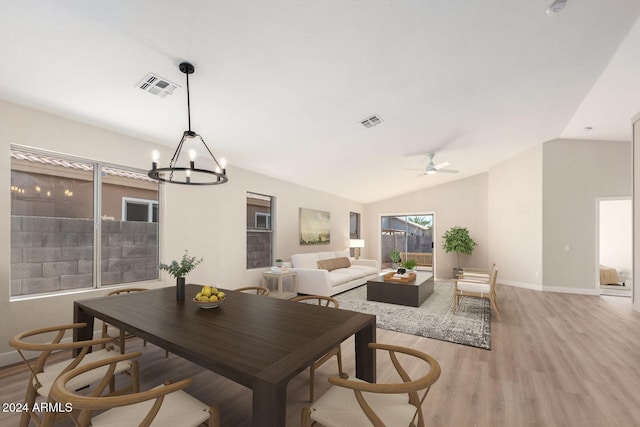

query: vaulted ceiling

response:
[2,1,640,203]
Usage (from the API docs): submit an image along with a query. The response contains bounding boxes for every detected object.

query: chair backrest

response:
[291,295,339,308]
[327,343,441,427]
[235,286,270,296]
[42,351,188,427]
[9,323,114,387]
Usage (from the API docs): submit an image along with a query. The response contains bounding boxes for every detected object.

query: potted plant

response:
[159,250,203,301]
[442,226,477,277]
[402,259,417,273]
[389,249,401,269]
[275,258,283,267]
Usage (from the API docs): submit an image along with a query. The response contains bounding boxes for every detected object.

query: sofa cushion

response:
[291,252,320,269]
[317,257,351,272]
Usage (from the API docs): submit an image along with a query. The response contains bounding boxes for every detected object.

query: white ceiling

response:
[2,1,640,203]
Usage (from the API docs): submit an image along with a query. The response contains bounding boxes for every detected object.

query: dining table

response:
[73,284,377,426]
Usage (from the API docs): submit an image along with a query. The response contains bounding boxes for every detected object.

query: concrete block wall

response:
[11,216,158,296]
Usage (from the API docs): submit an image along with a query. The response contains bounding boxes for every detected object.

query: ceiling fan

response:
[405,153,459,176]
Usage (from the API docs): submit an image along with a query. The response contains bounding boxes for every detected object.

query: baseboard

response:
[498,280,543,291]
[542,285,600,296]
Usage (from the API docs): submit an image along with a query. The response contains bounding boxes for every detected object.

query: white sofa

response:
[291,249,379,296]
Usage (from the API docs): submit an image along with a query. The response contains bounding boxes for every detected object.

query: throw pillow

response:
[317,257,351,271]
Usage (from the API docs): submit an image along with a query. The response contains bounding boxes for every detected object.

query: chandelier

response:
[148,62,228,185]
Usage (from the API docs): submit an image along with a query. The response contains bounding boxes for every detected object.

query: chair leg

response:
[209,404,221,427]
[336,346,343,375]
[119,330,126,354]
[490,296,502,321]
[20,379,37,427]
[301,407,313,427]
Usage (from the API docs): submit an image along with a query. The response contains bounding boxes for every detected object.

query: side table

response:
[262,270,297,299]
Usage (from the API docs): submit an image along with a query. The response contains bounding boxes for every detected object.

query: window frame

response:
[10,144,161,299]
[246,191,275,270]
[122,197,159,223]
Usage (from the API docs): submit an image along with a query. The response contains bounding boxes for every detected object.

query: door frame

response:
[595,196,632,293]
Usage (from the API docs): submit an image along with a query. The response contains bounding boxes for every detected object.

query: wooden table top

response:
[74,284,375,388]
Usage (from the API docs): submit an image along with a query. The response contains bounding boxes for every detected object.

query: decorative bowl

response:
[192,296,225,309]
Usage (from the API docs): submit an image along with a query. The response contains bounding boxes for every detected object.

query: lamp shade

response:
[349,239,365,248]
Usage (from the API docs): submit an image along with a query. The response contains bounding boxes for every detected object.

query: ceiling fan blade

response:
[434,161,450,169]
[436,168,459,174]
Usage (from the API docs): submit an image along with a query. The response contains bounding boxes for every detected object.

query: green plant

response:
[159,250,203,278]
[389,249,401,263]
[275,258,283,262]
[442,226,477,268]
[402,259,417,270]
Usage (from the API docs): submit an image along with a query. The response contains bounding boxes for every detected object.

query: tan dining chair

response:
[101,287,169,357]
[453,266,501,321]
[42,351,220,427]
[457,263,496,280]
[235,286,271,296]
[301,342,441,427]
[291,295,344,401]
[9,323,139,427]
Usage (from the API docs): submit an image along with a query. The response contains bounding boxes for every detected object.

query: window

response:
[350,212,361,257]
[247,192,274,269]
[10,146,160,297]
[122,197,159,223]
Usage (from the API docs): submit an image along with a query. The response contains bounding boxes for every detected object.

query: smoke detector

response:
[136,73,179,98]
[546,0,567,15]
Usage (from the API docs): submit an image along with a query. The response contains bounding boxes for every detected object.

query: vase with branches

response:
[159,250,203,301]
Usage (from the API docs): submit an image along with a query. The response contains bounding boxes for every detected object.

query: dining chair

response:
[453,266,501,320]
[9,323,139,427]
[42,351,220,427]
[301,342,441,427]
[235,286,271,296]
[291,295,343,401]
[101,287,169,357]
[457,263,496,280]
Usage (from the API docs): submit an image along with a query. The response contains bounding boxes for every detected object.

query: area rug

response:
[334,281,491,350]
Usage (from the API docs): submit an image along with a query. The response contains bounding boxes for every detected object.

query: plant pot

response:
[392,262,399,269]
[176,277,186,301]
[275,261,283,267]
[452,267,463,279]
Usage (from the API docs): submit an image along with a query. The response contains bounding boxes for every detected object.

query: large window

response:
[246,192,274,269]
[10,146,159,297]
[380,214,433,270]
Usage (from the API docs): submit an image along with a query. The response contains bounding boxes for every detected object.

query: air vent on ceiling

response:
[136,73,179,98]
[360,114,383,128]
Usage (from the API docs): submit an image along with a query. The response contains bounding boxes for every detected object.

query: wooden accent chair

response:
[101,288,169,357]
[9,323,139,427]
[453,265,501,321]
[42,352,219,427]
[301,343,441,427]
[457,263,496,280]
[235,286,271,296]
[291,295,344,401]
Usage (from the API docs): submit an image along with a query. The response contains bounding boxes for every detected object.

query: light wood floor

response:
[2,284,639,426]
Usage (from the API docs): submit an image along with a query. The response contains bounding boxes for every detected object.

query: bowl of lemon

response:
[193,285,226,309]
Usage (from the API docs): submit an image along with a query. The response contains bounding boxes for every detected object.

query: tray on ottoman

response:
[383,272,416,283]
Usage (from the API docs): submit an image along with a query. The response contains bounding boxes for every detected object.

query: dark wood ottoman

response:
[366,274,434,307]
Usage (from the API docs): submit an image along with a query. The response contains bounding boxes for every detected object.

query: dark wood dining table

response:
[73,284,376,426]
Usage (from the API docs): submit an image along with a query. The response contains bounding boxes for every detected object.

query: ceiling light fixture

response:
[546,0,567,15]
[148,62,228,185]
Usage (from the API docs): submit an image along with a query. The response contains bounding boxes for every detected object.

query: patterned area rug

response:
[334,281,491,350]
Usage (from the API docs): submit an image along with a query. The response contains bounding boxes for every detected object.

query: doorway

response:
[597,198,632,298]
[380,213,435,274]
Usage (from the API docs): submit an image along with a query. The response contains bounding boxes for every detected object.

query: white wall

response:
[363,174,489,278]
[0,100,364,365]
[543,139,632,294]
[488,145,543,289]
[599,198,632,278]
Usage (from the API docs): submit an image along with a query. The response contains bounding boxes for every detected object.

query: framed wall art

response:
[299,207,330,245]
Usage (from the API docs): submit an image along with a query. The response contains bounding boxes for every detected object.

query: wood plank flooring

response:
[1,283,639,426]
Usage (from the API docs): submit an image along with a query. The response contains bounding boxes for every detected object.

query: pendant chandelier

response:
[148,62,228,185]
